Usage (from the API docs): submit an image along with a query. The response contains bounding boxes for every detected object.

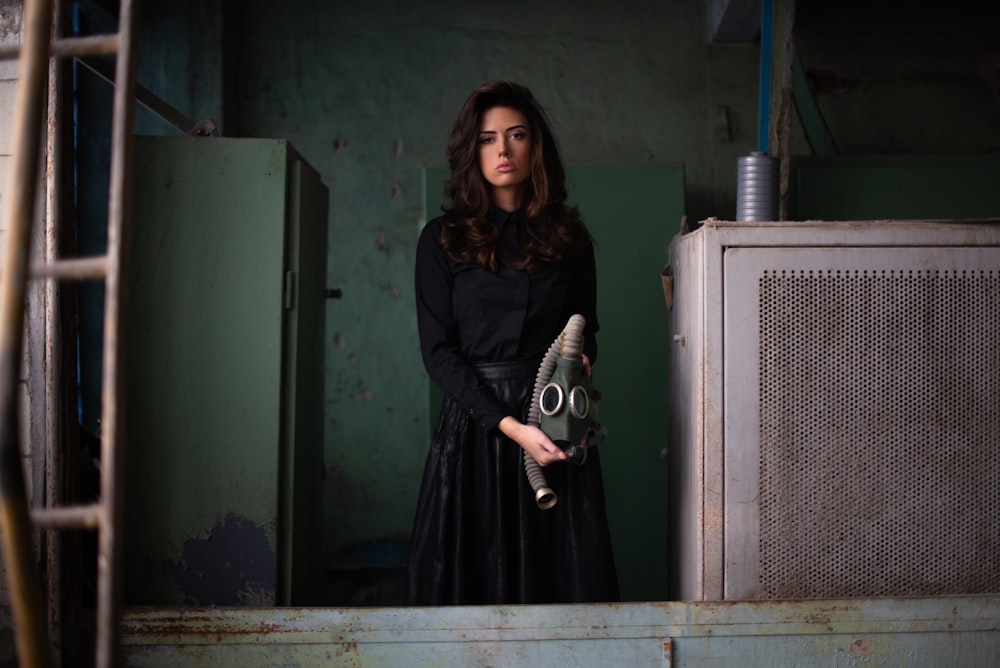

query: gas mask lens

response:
[569,386,590,419]
[540,383,564,416]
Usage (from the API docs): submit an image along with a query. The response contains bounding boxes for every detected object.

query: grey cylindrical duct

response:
[736,151,780,222]
[525,314,587,510]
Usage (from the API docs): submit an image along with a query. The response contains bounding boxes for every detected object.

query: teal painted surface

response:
[119,596,1000,666]
[567,165,684,602]
[226,2,757,591]
[790,155,1000,221]
[102,3,1000,607]
[133,0,225,134]
[124,137,327,605]
[425,165,685,602]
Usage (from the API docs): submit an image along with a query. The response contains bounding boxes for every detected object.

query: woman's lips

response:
[497,163,515,173]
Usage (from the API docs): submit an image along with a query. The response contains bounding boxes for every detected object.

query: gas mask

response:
[539,356,606,464]
[524,313,607,509]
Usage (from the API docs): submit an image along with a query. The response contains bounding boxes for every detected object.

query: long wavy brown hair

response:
[438,79,591,272]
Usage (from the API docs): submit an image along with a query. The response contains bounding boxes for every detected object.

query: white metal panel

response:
[671,220,1000,601]
[667,230,708,600]
[706,218,1000,247]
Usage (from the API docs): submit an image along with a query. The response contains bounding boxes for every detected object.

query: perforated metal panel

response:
[754,266,1000,598]
[671,223,1000,601]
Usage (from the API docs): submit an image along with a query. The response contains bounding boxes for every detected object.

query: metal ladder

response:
[0,0,138,665]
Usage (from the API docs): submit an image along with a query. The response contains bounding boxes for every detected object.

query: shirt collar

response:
[490,206,522,228]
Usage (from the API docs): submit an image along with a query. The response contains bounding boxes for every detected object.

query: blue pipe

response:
[757,0,773,153]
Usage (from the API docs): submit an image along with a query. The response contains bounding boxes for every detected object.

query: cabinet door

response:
[125,137,291,605]
[279,157,329,605]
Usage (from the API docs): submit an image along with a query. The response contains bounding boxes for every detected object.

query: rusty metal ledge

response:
[112,597,1000,666]
[121,595,1000,644]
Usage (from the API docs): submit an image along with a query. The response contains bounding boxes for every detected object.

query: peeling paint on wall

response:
[166,514,277,606]
[0,0,22,41]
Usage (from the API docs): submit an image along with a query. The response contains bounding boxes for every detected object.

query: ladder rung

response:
[31,504,103,530]
[30,256,108,280]
[0,33,119,61]
[51,34,120,58]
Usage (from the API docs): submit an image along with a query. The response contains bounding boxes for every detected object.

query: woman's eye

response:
[510,132,525,140]
[480,136,494,144]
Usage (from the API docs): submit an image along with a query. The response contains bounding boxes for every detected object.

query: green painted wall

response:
[788,155,1000,220]
[115,0,999,605]
[224,2,758,600]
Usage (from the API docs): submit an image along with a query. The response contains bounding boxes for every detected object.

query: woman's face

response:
[478,105,531,210]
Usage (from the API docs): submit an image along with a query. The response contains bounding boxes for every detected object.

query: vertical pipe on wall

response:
[757,0,773,153]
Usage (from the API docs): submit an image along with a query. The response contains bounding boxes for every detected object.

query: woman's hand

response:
[498,417,567,466]
[582,353,591,377]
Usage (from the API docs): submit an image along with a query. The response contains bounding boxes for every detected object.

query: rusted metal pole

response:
[0,0,57,664]
[95,0,139,664]
[44,3,69,665]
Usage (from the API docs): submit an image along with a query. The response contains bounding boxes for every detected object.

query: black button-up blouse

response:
[415,207,599,431]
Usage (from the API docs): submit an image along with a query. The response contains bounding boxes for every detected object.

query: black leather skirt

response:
[406,360,620,605]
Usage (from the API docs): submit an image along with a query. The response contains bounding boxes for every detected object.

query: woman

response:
[408,79,619,605]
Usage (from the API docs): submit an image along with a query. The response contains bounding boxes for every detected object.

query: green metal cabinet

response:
[123,137,328,606]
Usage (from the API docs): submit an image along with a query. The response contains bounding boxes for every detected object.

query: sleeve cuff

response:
[473,399,511,431]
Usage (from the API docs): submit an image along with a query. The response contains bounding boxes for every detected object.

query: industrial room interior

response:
[0,0,998,665]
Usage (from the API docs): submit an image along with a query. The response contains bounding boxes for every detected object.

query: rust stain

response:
[805,613,830,624]
[333,640,358,656]
[127,615,287,638]
[850,638,873,655]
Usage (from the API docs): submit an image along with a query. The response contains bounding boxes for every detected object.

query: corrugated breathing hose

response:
[524,314,587,510]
